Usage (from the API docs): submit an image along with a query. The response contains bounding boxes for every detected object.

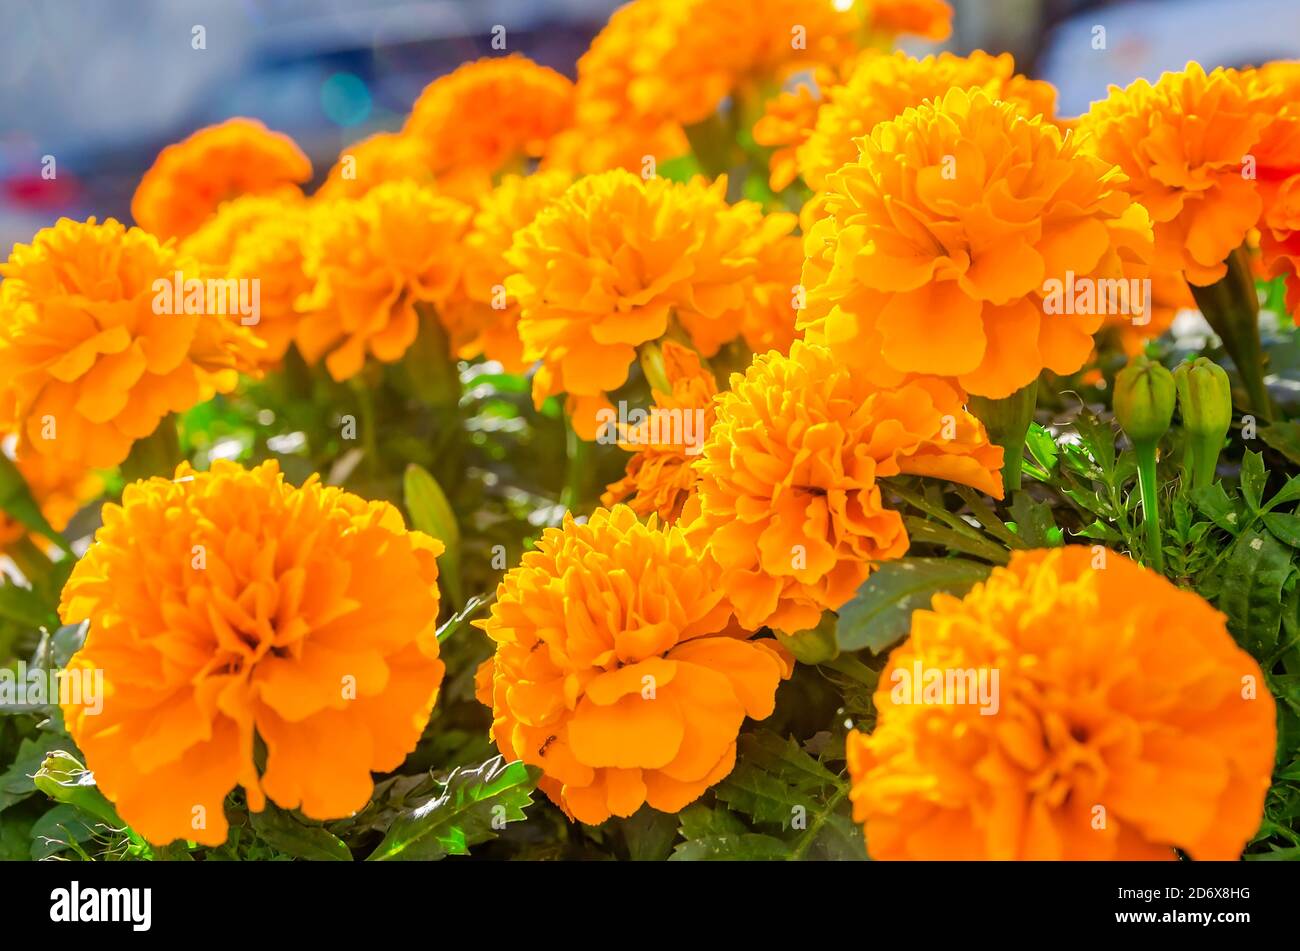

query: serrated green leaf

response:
[1267,475,1300,511]
[835,558,992,654]
[677,802,745,841]
[1241,451,1267,512]
[1008,492,1060,548]
[1190,483,1242,534]
[0,733,65,813]
[368,756,539,861]
[1265,513,1300,549]
[619,807,680,862]
[403,463,462,605]
[1262,421,1300,467]
[250,803,352,861]
[1024,423,1059,474]
[1217,529,1294,656]
[670,833,790,861]
[29,804,102,860]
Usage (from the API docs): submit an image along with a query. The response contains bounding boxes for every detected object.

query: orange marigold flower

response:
[685,341,1003,635]
[404,55,573,197]
[847,546,1276,860]
[297,181,472,381]
[798,50,1058,191]
[58,459,447,847]
[317,131,436,200]
[800,87,1153,399]
[753,82,826,192]
[862,0,952,41]
[131,118,311,241]
[1253,61,1300,321]
[442,169,574,373]
[1078,63,1271,287]
[601,341,717,522]
[0,218,261,468]
[180,193,312,365]
[475,505,792,825]
[505,169,795,438]
[0,432,101,551]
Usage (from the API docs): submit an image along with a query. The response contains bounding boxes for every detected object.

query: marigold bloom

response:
[753,82,826,191]
[317,132,437,200]
[404,55,573,197]
[131,118,311,241]
[297,181,472,381]
[0,432,101,550]
[798,50,1058,191]
[475,505,792,825]
[686,341,1003,634]
[847,546,1276,860]
[862,0,952,40]
[58,460,446,847]
[442,170,573,372]
[1078,63,1271,286]
[181,193,312,364]
[0,218,261,468]
[601,341,717,522]
[1253,61,1300,320]
[800,87,1153,399]
[505,170,794,437]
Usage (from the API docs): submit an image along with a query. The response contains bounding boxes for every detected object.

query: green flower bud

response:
[1114,355,1175,446]
[1174,357,1232,440]
[1174,357,1232,490]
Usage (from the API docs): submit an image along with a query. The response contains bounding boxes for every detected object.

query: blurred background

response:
[2,0,1298,250]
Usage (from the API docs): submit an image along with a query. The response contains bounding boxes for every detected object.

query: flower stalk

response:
[968,379,1038,494]
[1114,355,1175,574]
[1189,245,1274,422]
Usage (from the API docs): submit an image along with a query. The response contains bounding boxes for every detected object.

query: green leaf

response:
[435,594,487,644]
[1241,450,1267,513]
[619,807,680,862]
[1265,513,1300,549]
[29,804,98,860]
[0,582,56,629]
[250,804,352,861]
[1267,475,1300,511]
[1024,423,1059,474]
[0,733,66,813]
[367,756,539,861]
[1008,492,1061,548]
[1190,483,1242,534]
[403,463,462,605]
[835,558,992,654]
[0,453,72,554]
[1216,529,1294,656]
[1262,421,1300,467]
[670,832,790,861]
[677,802,745,841]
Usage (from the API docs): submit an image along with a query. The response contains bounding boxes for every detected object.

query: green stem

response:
[1134,441,1164,574]
[1189,434,1220,491]
[968,380,1038,495]
[349,377,379,476]
[560,418,592,513]
[1189,246,1274,422]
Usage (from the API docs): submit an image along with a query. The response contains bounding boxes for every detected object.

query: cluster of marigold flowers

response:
[0,0,1289,857]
